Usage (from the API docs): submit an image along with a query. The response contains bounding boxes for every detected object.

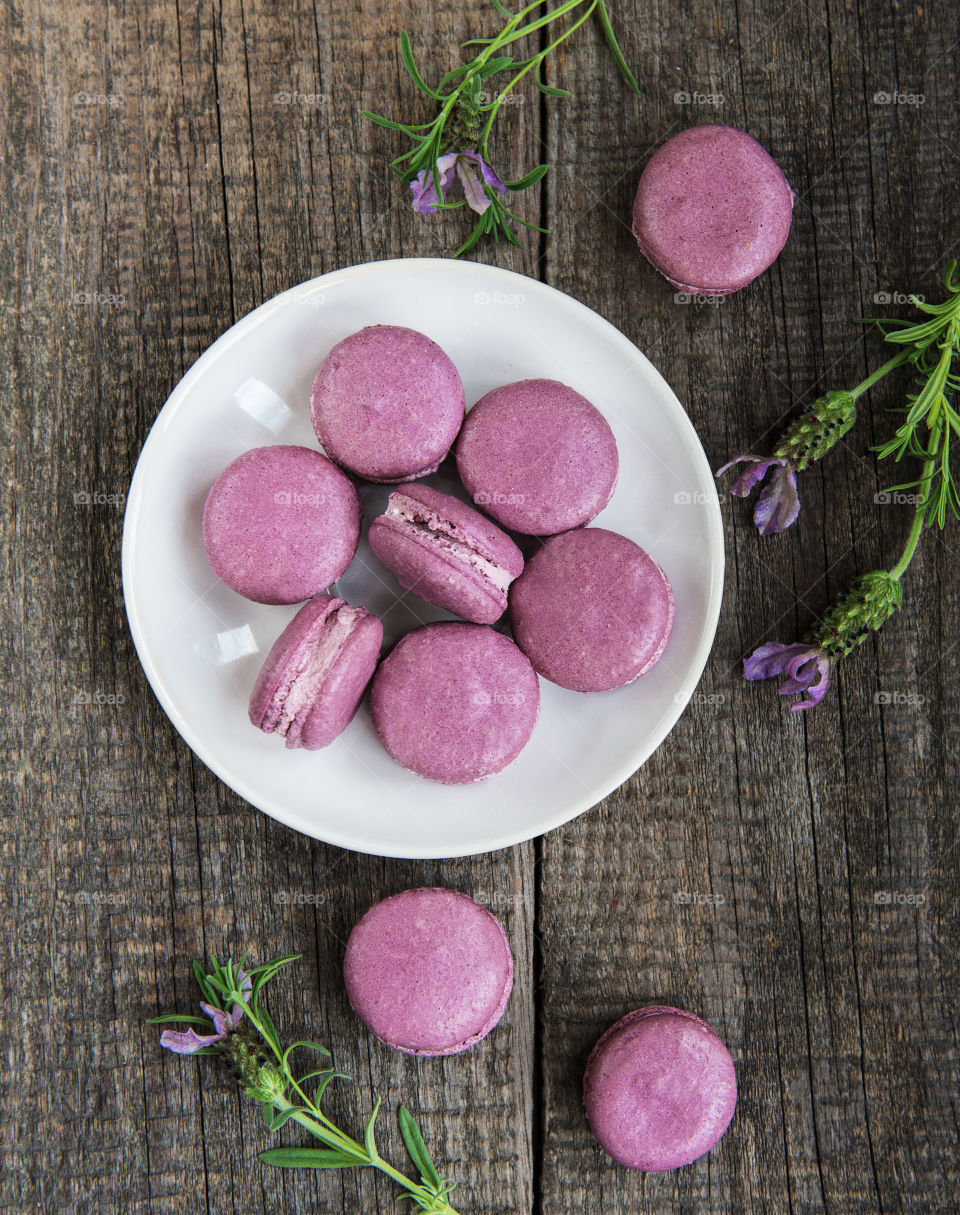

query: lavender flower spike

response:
[716,455,800,535]
[160,970,252,1055]
[411,150,507,216]
[744,641,831,711]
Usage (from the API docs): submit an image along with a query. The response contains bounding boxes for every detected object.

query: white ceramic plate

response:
[122,258,723,858]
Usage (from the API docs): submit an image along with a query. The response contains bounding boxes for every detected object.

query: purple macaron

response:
[509,528,674,692]
[249,594,383,749]
[202,445,361,605]
[343,887,514,1056]
[456,378,618,535]
[370,622,540,783]
[310,325,465,483]
[368,484,524,625]
[584,1006,737,1171]
[632,124,794,294]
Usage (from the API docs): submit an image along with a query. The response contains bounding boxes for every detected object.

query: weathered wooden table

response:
[4,0,959,1210]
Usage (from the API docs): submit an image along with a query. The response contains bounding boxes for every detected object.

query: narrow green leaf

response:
[148,1013,214,1026]
[595,0,641,95]
[261,1104,305,1131]
[506,163,548,190]
[479,55,515,77]
[363,1097,382,1158]
[398,1106,442,1191]
[260,1147,359,1170]
[312,1071,348,1105]
[192,961,216,1004]
[363,110,427,135]
[536,80,572,97]
[281,1039,332,1072]
[400,31,438,99]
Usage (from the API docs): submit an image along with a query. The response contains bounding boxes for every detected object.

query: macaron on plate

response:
[122,258,723,858]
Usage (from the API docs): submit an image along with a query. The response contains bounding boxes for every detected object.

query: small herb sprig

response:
[717,261,960,710]
[152,954,460,1214]
[364,0,639,256]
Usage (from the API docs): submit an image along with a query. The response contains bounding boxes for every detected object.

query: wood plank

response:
[538,0,960,1210]
[2,0,959,1211]
[1,0,539,1210]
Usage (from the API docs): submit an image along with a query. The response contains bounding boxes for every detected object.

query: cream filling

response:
[386,494,513,593]
[270,605,364,737]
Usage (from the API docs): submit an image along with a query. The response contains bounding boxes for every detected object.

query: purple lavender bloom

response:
[716,455,800,535]
[160,970,252,1055]
[744,641,831,711]
[410,150,507,216]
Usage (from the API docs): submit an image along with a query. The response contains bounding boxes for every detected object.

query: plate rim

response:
[122,257,724,858]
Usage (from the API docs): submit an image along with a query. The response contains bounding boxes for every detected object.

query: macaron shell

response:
[583,1006,737,1171]
[632,124,794,294]
[395,483,525,574]
[202,445,361,605]
[299,612,384,748]
[368,485,524,625]
[509,528,674,692]
[456,379,619,535]
[370,622,540,784]
[310,325,465,482]
[343,887,514,1056]
[368,521,508,625]
[249,595,383,749]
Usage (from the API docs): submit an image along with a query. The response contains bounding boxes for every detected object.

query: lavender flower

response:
[743,571,902,712]
[160,970,251,1054]
[717,390,858,535]
[410,150,507,216]
[716,455,800,534]
[743,641,831,711]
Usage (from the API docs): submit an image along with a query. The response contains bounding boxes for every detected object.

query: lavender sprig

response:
[152,954,460,1214]
[720,262,960,710]
[364,0,639,256]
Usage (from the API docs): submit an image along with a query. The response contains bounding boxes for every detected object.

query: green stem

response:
[851,350,911,398]
[270,1100,459,1214]
[480,0,597,153]
[889,420,941,581]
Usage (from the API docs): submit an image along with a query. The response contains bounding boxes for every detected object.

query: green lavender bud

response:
[806,570,903,659]
[772,390,857,471]
[221,1031,272,1094]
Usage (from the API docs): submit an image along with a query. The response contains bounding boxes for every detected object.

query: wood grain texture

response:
[1,0,957,1212]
